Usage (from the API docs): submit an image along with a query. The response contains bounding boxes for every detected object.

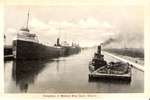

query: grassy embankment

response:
[103,48,144,65]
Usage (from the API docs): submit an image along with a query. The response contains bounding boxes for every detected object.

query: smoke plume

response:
[102,32,144,49]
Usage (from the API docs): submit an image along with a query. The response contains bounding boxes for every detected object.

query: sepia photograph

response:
[1,0,150,99]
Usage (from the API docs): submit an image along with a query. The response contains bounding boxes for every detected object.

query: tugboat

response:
[89,45,132,81]
[13,11,81,60]
[89,45,107,72]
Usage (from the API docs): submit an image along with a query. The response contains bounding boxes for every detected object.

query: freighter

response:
[13,11,81,60]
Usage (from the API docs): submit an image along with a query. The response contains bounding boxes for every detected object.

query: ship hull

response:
[63,46,81,56]
[13,40,81,60]
[13,40,65,60]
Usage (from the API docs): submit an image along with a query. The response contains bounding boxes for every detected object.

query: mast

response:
[26,9,30,29]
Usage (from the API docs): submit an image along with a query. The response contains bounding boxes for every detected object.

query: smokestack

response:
[57,38,60,46]
[97,45,101,55]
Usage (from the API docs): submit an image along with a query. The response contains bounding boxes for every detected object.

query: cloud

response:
[102,22,112,28]
[78,17,100,28]
[6,28,17,34]
[48,17,112,30]
[29,17,49,30]
[28,17,116,46]
[60,21,75,28]
[5,28,17,45]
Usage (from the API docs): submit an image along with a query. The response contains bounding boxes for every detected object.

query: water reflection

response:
[12,60,51,92]
[88,77,131,85]
[56,59,59,72]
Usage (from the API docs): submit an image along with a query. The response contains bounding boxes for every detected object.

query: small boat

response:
[89,45,107,72]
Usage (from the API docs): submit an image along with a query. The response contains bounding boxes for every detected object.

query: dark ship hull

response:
[4,45,13,60]
[63,46,81,56]
[13,40,81,60]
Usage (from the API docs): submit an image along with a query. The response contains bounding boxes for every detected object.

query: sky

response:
[4,5,144,48]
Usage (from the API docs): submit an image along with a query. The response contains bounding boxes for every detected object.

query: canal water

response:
[4,48,144,93]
